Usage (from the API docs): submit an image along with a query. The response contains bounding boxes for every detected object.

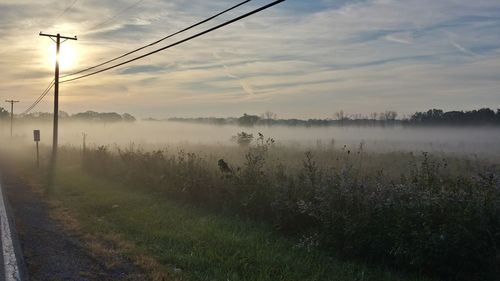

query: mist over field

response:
[2,120,500,159]
[1,0,500,280]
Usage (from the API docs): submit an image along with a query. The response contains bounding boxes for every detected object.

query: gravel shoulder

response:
[1,170,146,281]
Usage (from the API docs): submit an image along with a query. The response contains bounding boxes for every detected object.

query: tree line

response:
[3,107,497,126]
[0,109,136,123]
[409,108,500,125]
[168,108,500,127]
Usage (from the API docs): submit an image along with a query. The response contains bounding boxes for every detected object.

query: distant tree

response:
[410,109,443,123]
[122,113,136,122]
[261,111,277,125]
[263,111,277,120]
[72,111,100,121]
[380,110,397,121]
[99,112,123,122]
[351,113,363,120]
[442,111,464,123]
[238,113,260,127]
[427,109,444,121]
[59,111,70,118]
[474,108,496,122]
[22,112,53,121]
[71,111,123,122]
[334,110,350,126]
[0,107,8,119]
[410,108,498,125]
[334,110,349,121]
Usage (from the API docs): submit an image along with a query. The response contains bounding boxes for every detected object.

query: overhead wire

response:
[61,0,253,78]
[22,80,55,114]
[23,0,77,114]
[24,0,285,111]
[61,0,286,84]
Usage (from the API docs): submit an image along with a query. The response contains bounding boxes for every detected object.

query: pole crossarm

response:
[39,32,77,41]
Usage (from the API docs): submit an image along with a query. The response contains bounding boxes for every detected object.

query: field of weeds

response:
[67,133,500,281]
[3,131,499,280]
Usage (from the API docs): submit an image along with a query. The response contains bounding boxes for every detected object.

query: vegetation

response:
[167,108,500,127]
[5,107,499,126]
[409,108,500,125]
[14,110,137,123]
[231,132,255,146]
[72,135,500,281]
[0,107,9,119]
[4,147,430,281]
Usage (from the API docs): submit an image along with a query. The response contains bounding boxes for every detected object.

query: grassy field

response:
[6,147,434,281]
[5,138,499,281]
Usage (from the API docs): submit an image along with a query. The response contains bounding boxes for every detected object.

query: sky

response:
[0,0,499,119]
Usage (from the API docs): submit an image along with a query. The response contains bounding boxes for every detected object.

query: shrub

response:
[231,132,254,146]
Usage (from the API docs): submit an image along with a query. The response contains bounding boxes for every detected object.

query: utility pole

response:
[5,100,19,138]
[39,32,77,166]
[82,132,87,155]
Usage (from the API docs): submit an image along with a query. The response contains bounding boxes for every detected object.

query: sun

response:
[48,43,76,70]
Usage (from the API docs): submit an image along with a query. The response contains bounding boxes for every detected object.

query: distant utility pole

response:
[39,32,77,165]
[82,132,87,155]
[5,100,19,138]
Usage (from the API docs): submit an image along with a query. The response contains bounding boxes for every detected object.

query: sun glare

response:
[48,43,76,70]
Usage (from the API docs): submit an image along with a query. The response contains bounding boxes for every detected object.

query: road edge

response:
[0,177,28,281]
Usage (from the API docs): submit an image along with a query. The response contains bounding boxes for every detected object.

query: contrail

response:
[215,52,255,95]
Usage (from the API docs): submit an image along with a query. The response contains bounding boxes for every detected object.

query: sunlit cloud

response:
[0,0,499,118]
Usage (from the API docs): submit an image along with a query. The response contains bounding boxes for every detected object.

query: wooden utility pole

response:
[82,132,87,155]
[39,32,77,165]
[5,100,19,138]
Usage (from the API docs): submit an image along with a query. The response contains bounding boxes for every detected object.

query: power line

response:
[24,0,284,115]
[61,0,286,84]
[61,0,253,78]
[23,0,254,114]
[22,80,55,114]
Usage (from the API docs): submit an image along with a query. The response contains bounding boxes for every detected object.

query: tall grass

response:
[77,137,499,281]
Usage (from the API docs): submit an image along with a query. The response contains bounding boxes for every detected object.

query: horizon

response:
[5,106,499,120]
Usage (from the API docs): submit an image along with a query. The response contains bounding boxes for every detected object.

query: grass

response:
[14,158,431,281]
[73,141,499,280]
[7,139,499,280]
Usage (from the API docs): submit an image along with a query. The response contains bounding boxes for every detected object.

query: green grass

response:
[21,162,430,281]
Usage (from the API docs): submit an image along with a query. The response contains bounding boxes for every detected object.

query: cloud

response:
[118,65,168,75]
[0,0,499,118]
[213,52,255,96]
[384,32,414,44]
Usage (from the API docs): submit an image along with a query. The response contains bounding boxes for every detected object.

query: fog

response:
[2,121,499,158]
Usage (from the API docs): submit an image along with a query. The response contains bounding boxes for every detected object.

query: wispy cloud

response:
[0,0,499,118]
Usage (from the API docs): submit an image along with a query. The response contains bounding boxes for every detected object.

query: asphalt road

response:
[0,175,23,281]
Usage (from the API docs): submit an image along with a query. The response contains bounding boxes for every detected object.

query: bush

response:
[231,132,254,146]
